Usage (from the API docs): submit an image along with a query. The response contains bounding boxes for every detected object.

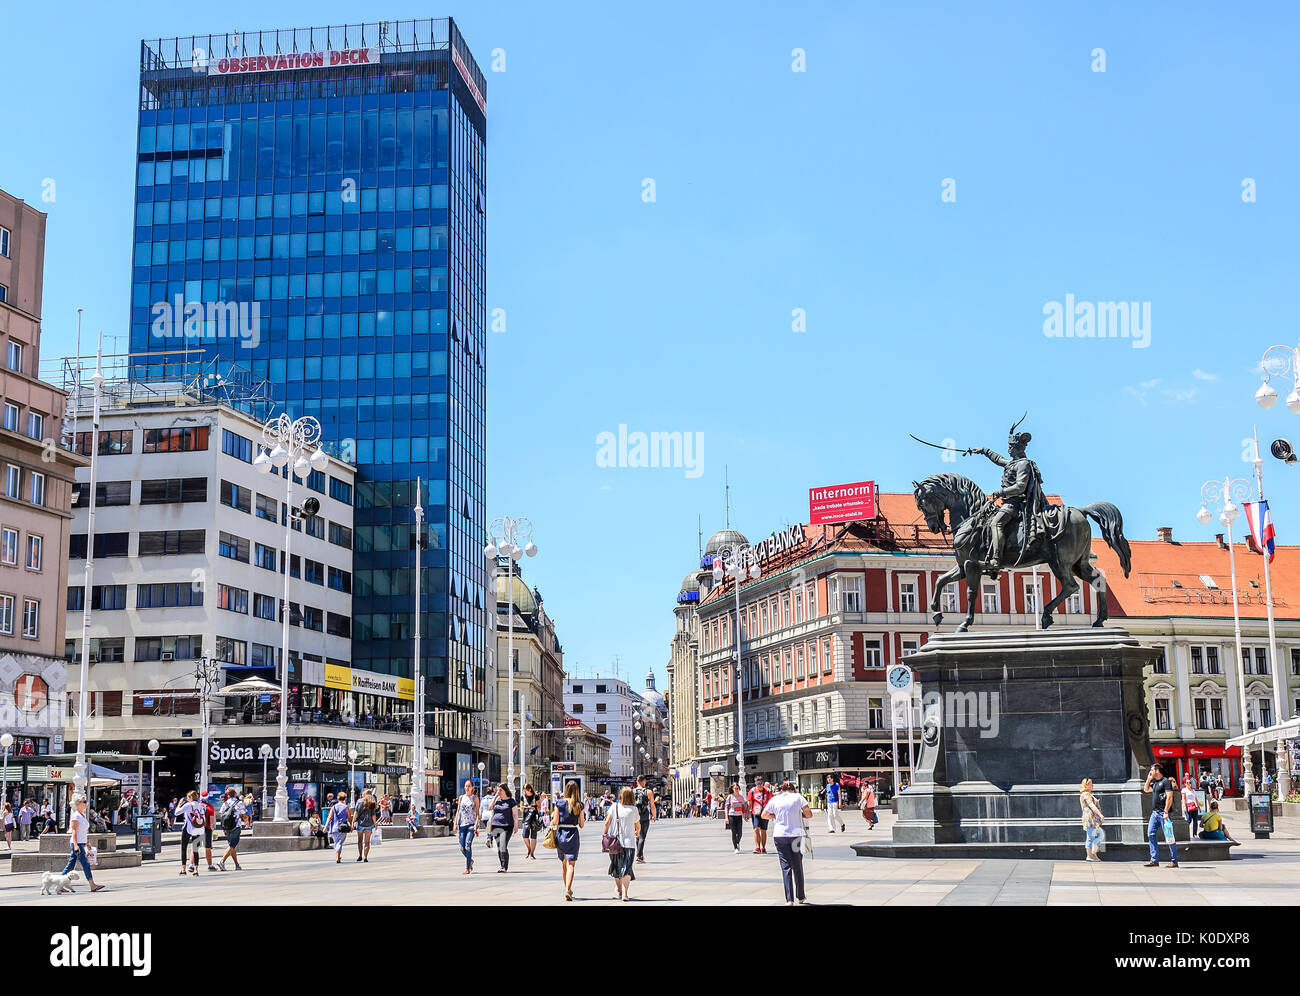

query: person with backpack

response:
[633,775,657,864]
[324,792,351,863]
[603,787,641,901]
[217,787,246,871]
[176,790,206,876]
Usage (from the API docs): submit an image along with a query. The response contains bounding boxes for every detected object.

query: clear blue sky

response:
[4,1,1300,694]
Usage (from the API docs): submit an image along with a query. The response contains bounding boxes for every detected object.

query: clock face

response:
[887,666,911,689]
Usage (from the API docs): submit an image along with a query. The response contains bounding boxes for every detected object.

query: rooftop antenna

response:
[724,465,730,529]
[697,514,703,560]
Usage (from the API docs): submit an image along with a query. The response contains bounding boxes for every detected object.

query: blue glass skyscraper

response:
[129,19,488,780]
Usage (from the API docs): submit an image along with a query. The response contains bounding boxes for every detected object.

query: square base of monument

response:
[850,839,1237,861]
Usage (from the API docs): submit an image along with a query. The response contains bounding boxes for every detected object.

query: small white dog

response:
[40,871,79,895]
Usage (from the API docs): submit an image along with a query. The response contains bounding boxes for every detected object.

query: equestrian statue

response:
[910,415,1131,632]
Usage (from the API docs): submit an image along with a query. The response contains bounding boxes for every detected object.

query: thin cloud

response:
[1192,369,1217,381]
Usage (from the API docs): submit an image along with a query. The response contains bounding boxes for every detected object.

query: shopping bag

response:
[372,824,382,846]
[86,846,98,867]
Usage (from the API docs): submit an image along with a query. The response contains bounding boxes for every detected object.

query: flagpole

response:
[1252,426,1291,799]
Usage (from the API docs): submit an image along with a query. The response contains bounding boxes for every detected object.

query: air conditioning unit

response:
[161,651,174,661]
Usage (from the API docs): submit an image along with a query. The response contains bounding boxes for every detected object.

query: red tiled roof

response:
[1091,538,1300,620]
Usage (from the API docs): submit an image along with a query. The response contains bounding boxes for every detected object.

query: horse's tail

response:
[1080,502,1131,577]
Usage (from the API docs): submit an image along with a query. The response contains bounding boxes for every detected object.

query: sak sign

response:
[809,480,877,525]
[208,48,372,76]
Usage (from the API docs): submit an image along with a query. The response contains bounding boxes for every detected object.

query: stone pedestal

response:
[11,832,143,874]
[853,627,1235,861]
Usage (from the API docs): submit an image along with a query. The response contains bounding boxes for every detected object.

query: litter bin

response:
[136,813,163,860]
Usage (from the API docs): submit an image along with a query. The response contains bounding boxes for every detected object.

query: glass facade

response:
[129,20,488,747]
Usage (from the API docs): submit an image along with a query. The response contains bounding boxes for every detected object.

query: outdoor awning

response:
[215,678,281,696]
[1226,717,1300,749]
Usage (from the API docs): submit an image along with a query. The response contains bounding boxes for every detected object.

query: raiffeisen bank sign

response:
[207,48,373,75]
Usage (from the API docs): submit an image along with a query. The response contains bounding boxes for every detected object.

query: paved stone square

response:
[4,812,1299,906]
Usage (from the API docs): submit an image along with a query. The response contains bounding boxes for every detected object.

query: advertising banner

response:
[809,481,877,525]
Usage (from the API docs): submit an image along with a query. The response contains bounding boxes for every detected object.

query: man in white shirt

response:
[762,780,813,906]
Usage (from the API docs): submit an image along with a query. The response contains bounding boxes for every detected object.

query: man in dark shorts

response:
[633,775,657,863]
[747,778,773,854]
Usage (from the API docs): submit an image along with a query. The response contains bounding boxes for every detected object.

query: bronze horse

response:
[912,473,1131,631]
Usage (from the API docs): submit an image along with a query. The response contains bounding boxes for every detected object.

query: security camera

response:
[1270,439,1297,464]
[301,496,321,518]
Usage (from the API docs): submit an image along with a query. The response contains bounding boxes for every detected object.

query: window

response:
[1154,697,1172,730]
[796,645,805,679]
[1255,648,1269,675]
[304,559,324,585]
[1023,578,1039,613]
[0,527,17,564]
[822,636,833,673]
[595,684,607,694]
[136,583,202,608]
[839,576,863,613]
[902,637,921,656]
[327,612,350,637]
[329,477,352,504]
[328,566,351,593]
[140,477,207,504]
[1194,698,1208,729]
[25,534,41,570]
[868,697,884,729]
[221,429,253,462]
[781,593,791,626]
[302,606,322,632]
[220,480,251,513]
[26,412,43,440]
[307,469,326,493]
[0,226,9,257]
[0,283,6,305]
[571,684,583,695]
[27,471,44,506]
[784,648,793,682]
[595,702,607,713]
[329,522,352,548]
[1191,647,1204,675]
[941,584,958,614]
[218,531,250,562]
[253,593,277,620]
[217,584,249,614]
[214,637,247,667]
[5,465,19,497]
[305,516,324,540]
[138,530,205,556]
[1210,698,1224,730]
[73,481,132,508]
[899,579,918,613]
[1259,699,1273,728]
[862,638,882,669]
[21,598,39,638]
[2,404,17,431]
[596,723,607,735]
[74,430,133,456]
[143,426,209,452]
[1066,590,1084,614]
[1206,646,1220,674]
[0,594,11,634]
[1151,650,1169,674]
[255,493,279,521]
[254,543,277,571]
[69,532,129,558]
[981,581,1001,614]
[1292,648,1300,677]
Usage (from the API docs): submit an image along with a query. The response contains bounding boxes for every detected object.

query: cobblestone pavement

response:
[4,811,1299,905]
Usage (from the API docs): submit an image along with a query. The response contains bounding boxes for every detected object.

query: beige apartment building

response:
[0,188,87,803]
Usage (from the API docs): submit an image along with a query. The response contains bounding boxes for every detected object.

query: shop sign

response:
[15,674,49,712]
[809,480,876,525]
[207,48,372,76]
[376,764,407,776]
[209,738,347,765]
[551,762,577,772]
[350,670,415,702]
[324,662,352,691]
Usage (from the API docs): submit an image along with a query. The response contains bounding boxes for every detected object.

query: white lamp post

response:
[255,412,329,821]
[484,516,538,801]
[73,324,105,800]
[712,542,761,795]
[259,743,272,813]
[348,749,359,805]
[411,477,425,814]
[1198,478,1256,794]
[147,739,160,814]
[0,733,12,813]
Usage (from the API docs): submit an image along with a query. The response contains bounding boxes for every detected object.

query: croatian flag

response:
[1243,500,1276,564]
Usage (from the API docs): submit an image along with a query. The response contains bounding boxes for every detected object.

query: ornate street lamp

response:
[712,543,761,794]
[484,516,538,800]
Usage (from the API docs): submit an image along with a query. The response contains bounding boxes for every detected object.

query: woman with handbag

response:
[520,784,541,860]
[324,794,351,864]
[552,780,586,902]
[455,780,479,875]
[723,784,748,853]
[603,787,641,901]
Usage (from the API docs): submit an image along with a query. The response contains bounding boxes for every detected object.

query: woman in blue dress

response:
[552,780,586,902]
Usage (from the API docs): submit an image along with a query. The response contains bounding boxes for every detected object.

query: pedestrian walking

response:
[19,800,35,841]
[324,793,351,864]
[479,786,494,834]
[1079,777,1105,862]
[633,774,657,863]
[747,778,773,853]
[763,780,812,906]
[201,792,217,871]
[861,780,878,830]
[521,784,541,860]
[354,790,379,862]
[603,787,640,901]
[489,783,518,872]
[176,790,205,876]
[60,795,106,893]
[724,783,748,853]
[553,780,586,901]
[217,787,246,871]
[2,803,13,849]
[825,775,845,833]
[455,780,479,874]
[1182,773,1200,836]
[1143,763,1179,868]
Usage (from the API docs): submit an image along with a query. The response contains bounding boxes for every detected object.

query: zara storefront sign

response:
[209,739,347,765]
[207,49,372,75]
